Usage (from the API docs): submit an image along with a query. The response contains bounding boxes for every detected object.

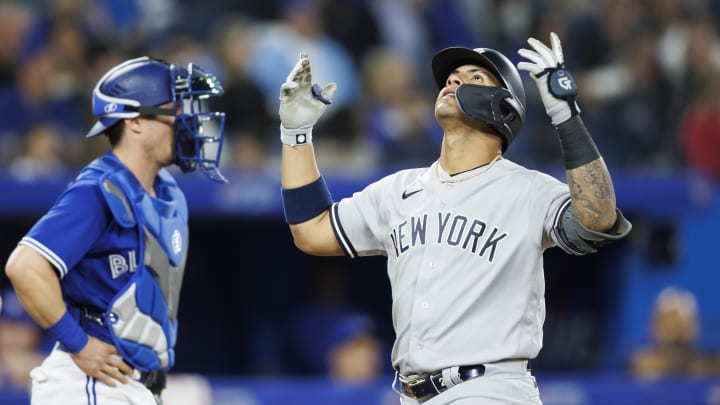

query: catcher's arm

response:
[279,53,344,256]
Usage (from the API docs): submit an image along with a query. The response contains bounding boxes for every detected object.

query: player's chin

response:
[434,102,461,121]
[161,152,175,168]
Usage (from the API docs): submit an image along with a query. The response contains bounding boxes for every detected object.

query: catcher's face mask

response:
[171,63,227,183]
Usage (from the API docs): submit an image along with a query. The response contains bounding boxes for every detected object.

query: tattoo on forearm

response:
[567,159,617,230]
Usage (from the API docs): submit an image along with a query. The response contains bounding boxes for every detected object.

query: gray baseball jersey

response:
[329,158,574,375]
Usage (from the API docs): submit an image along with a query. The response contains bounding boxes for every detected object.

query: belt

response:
[394,364,486,403]
[137,369,166,395]
[56,343,165,392]
[136,369,161,387]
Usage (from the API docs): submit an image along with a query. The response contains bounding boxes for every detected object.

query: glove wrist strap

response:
[280,125,313,146]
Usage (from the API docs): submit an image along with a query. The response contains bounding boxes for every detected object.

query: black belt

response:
[395,364,486,403]
[56,344,166,393]
[139,370,166,395]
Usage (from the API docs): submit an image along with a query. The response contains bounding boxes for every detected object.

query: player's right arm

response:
[279,53,344,256]
[5,246,133,386]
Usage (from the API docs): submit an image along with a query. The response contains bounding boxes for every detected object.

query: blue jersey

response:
[20,151,185,345]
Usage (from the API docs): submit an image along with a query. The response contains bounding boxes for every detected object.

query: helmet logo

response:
[104,102,118,114]
[171,229,182,255]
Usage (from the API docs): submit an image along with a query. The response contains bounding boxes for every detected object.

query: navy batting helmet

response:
[432,47,526,151]
[87,56,227,182]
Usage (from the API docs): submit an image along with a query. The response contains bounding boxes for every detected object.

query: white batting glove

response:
[278,52,337,146]
[517,32,580,126]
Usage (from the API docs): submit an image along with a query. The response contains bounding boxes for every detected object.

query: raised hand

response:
[279,53,337,146]
[517,32,580,126]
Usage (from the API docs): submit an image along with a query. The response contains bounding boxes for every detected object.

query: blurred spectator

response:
[290,307,385,383]
[246,0,360,126]
[0,46,86,167]
[656,7,720,96]
[7,122,69,182]
[590,25,679,170]
[366,0,432,74]
[630,286,720,379]
[0,2,32,86]
[326,314,382,384]
[211,16,274,171]
[564,0,644,72]
[358,47,440,169]
[679,69,720,179]
[287,257,388,380]
[0,288,45,390]
[321,0,382,66]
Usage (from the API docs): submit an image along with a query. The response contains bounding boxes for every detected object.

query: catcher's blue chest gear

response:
[22,151,188,371]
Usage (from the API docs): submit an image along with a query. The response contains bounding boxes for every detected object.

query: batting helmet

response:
[432,47,526,151]
[87,56,227,182]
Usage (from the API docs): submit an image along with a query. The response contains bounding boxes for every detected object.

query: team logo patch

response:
[172,229,183,255]
[104,102,118,113]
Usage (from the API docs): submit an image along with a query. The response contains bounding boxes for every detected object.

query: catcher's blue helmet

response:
[87,56,227,182]
[432,47,526,151]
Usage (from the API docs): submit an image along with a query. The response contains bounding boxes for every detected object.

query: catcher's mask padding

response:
[432,47,526,151]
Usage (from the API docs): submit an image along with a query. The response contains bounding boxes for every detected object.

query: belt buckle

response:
[405,377,425,400]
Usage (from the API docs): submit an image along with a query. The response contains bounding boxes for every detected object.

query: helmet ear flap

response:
[455,84,518,151]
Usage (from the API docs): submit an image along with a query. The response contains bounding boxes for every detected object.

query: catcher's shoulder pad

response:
[99,173,136,228]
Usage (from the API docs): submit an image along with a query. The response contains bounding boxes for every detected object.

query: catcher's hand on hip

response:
[278,52,337,146]
[517,32,580,126]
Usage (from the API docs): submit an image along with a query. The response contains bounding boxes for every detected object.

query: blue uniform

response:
[20,151,187,369]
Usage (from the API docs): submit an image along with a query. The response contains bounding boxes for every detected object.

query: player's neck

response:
[439,130,502,175]
[112,149,160,197]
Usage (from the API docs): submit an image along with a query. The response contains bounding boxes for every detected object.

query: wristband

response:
[281,176,333,224]
[280,125,313,146]
[47,311,88,354]
[556,115,600,170]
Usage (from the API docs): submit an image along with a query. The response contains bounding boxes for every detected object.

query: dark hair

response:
[105,120,124,147]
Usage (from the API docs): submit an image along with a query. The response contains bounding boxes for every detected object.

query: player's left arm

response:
[518,32,629,234]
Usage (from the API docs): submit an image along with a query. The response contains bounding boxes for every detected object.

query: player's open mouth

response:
[440,88,456,99]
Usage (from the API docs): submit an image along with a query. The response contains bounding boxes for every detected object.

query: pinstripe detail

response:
[91,378,97,405]
[19,237,68,277]
[330,203,357,258]
[85,375,91,405]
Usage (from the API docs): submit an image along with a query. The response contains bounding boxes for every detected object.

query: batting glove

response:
[278,52,337,146]
[517,32,580,126]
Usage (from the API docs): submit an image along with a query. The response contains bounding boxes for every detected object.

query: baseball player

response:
[277,33,632,404]
[4,56,227,404]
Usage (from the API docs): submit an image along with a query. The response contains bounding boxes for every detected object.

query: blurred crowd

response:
[1,0,720,180]
[3,0,720,389]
